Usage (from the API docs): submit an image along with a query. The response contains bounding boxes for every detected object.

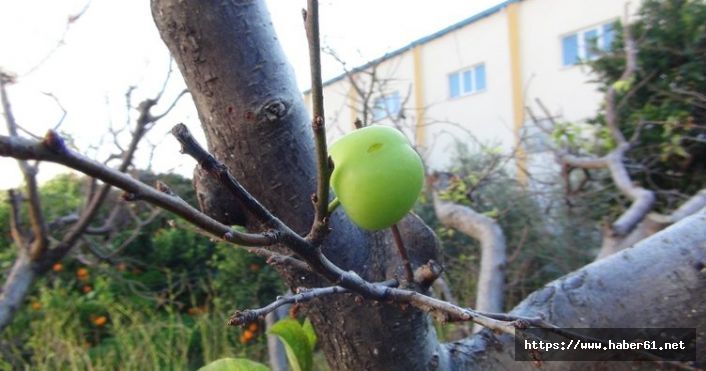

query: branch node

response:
[313,115,324,129]
[227,310,259,326]
[155,180,175,196]
[413,259,443,288]
[42,130,68,154]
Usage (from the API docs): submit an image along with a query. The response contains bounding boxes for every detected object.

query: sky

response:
[0,0,503,190]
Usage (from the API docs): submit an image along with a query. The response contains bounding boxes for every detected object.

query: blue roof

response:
[306,0,519,92]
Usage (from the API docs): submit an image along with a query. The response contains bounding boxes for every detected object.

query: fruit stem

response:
[327,197,340,214]
[391,223,414,285]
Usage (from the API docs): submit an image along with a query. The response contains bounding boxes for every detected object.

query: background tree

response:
[528,0,706,258]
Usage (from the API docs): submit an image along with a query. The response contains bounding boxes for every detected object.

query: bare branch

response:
[0,132,277,248]
[41,92,68,130]
[605,145,655,235]
[171,123,284,230]
[151,89,189,122]
[604,3,638,145]
[228,279,399,326]
[303,0,332,244]
[20,0,92,77]
[6,190,26,247]
[558,153,608,169]
[1,74,49,260]
[432,176,506,321]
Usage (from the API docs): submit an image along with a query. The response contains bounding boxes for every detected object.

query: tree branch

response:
[227,279,398,326]
[0,132,276,248]
[1,75,49,259]
[432,177,507,325]
[303,0,331,244]
[6,190,26,248]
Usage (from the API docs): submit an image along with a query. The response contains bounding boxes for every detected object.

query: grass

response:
[0,286,268,370]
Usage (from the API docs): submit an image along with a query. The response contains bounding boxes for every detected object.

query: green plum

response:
[328,125,424,230]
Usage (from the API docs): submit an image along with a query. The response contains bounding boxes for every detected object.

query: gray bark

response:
[446,212,706,370]
[0,251,36,331]
[150,1,706,369]
[151,1,441,369]
[433,194,506,332]
[598,189,706,259]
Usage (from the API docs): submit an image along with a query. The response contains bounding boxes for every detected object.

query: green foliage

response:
[0,172,284,369]
[269,318,318,371]
[209,239,284,311]
[37,173,84,221]
[199,317,319,371]
[417,145,597,316]
[588,0,706,209]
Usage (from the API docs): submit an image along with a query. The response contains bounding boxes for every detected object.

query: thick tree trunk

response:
[446,212,706,369]
[151,1,705,370]
[151,1,442,369]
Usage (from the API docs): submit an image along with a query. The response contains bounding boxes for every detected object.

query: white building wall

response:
[519,0,640,123]
[420,9,514,170]
[318,51,417,141]
[307,0,638,173]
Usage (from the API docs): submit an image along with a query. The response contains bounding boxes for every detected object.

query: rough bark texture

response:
[151,1,442,369]
[447,212,706,370]
[150,1,705,370]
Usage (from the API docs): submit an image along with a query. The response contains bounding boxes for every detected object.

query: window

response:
[372,92,401,121]
[449,64,486,98]
[562,22,616,66]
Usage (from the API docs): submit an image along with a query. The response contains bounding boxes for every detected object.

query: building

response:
[304,0,640,172]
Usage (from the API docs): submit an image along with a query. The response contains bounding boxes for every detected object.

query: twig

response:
[0,132,277,248]
[41,92,68,130]
[227,279,399,326]
[171,123,283,230]
[303,0,331,244]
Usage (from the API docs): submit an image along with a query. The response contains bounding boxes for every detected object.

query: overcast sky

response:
[0,0,503,189]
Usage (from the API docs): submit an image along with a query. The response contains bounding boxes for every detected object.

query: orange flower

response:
[187,307,203,316]
[52,263,63,272]
[249,263,261,272]
[82,285,93,294]
[93,316,107,327]
[248,322,258,332]
[31,302,42,311]
[76,268,89,280]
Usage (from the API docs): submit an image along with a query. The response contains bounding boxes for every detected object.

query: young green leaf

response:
[269,318,317,371]
[198,358,269,371]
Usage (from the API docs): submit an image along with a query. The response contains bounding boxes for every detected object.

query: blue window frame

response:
[562,34,579,65]
[562,21,617,66]
[449,74,461,99]
[475,64,486,91]
[372,92,401,121]
[449,63,486,98]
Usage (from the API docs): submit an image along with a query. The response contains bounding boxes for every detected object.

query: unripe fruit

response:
[329,125,424,230]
